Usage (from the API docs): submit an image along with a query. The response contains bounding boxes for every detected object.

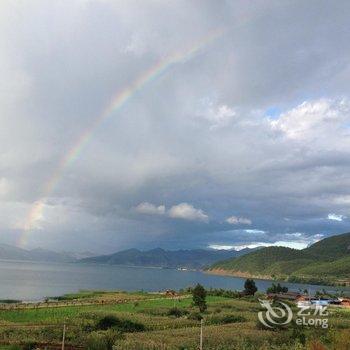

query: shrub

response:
[187,311,203,321]
[96,315,145,332]
[291,324,306,345]
[221,315,246,323]
[306,340,327,350]
[21,342,37,350]
[138,307,168,316]
[207,288,240,298]
[266,283,288,294]
[167,307,188,317]
[207,314,246,325]
[96,315,120,330]
[86,330,122,350]
[0,299,20,304]
[8,346,22,350]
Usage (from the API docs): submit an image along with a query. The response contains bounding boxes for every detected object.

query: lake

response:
[0,259,348,300]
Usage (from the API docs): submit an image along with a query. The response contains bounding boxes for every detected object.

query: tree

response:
[244,279,257,295]
[192,283,207,312]
[266,283,288,294]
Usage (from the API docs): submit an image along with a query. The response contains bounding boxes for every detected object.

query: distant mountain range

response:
[79,247,257,269]
[208,232,350,286]
[0,244,94,263]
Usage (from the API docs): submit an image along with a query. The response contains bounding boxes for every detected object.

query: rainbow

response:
[18,28,224,247]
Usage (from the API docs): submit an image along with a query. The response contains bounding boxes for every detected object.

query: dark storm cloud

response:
[0,1,350,252]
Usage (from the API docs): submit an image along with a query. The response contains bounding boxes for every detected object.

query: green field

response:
[0,290,349,349]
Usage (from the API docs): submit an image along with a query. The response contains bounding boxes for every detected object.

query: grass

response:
[53,290,154,301]
[0,296,226,324]
[0,290,349,349]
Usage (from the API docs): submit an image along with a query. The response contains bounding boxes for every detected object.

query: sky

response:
[0,0,350,253]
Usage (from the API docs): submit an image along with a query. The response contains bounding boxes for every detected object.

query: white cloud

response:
[134,202,209,223]
[226,216,251,225]
[285,232,303,238]
[312,234,324,242]
[209,243,268,250]
[168,203,209,222]
[327,213,345,221]
[245,229,265,234]
[209,244,236,250]
[270,99,350,140]
[209,240,308,251]
[273,241,309,250]
[134,202,165,215]
[197,101,236,129]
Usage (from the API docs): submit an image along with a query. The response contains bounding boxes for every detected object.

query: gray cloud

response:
[168,203,209,223]
[226,216,252,225]
[0,1,350,252]
[134,202,166,216]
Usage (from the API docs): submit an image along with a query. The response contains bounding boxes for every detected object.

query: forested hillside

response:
[209,232,350,285]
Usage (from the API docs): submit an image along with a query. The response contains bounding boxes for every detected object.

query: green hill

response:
[209,232,350,286]
[211,246,306,274]
[303,232,350,259]
[294,255,350,278]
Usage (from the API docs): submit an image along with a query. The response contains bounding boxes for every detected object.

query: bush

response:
[187,311,203,320]
[137,307,169,316]
[207,314,246,325]
[207,288,240,298]
[86,330,122,350]
[96,315,120,330]
[290,323,306,345]
[221,315,246,323]
[8,346,22,350]
[266,283,288,294]
[167,307,188,317]
[21,342,37,350]
[0,299,21,304]
[96,315,145,332]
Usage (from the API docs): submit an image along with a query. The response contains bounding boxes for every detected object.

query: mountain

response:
[79,247,257,269]
[208,232,350,286]
[0,244,89,263]
[26,248,77,262]
[0,244,33,261]
[62,251,95,260]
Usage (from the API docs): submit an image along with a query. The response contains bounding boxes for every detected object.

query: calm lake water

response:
[0,259,348,301]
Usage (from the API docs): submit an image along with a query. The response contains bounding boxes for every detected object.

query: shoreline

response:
[205,268,349,288]
[204,268,277,282]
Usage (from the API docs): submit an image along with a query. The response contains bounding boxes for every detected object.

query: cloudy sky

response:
[1,1,350,253]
